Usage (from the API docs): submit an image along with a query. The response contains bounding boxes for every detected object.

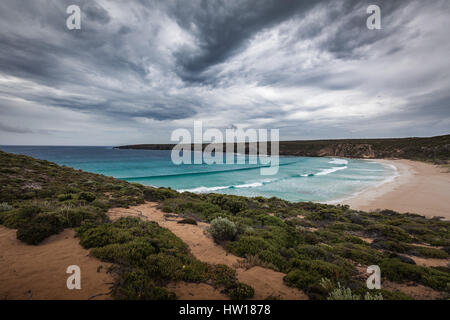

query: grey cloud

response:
[0,0,448,145]
[0,122,33,134]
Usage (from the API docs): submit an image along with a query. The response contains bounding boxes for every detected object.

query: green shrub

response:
[333,243,386,265]
[288,259,349,281]
[177,218,197,225]
[206,194,248,214]
[209,217,237,242]
[228,283,254,300]
[380,258,450,291]
[32,212,65,234]
[284,269,320,289]
[17,223,53,245]
[0,205,42,229]
[211,264,237,289]
[144,187,178,201]
[78,224,134,248]
[327,283,361,300]
[91,239,157,266]
[365,224,411,242]
[57,194,73,201]
[78,192,96,202]
[408,246,449,259]
[113,268,176,300]
[226,236,272,256]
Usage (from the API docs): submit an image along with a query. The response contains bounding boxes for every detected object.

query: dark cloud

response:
[0,0,448,145]
[167,0,318,78]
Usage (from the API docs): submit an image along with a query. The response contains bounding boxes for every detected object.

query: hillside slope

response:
[117,134,450,163]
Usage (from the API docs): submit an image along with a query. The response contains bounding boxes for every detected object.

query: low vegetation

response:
[1,150,449,300]
[149,188,450,299]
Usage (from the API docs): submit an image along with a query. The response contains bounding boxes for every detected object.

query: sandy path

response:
[108,203,308,300]
[0,226,112,300]
[342,160,450,219]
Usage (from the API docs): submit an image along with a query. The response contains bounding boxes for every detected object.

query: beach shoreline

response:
[341,159,450,219]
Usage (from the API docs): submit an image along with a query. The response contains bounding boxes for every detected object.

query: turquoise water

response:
[0,146,396,203]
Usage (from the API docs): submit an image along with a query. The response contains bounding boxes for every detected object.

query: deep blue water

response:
[0,146,396,203]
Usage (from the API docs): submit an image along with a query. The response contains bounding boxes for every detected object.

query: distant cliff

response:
[117,134,450,163]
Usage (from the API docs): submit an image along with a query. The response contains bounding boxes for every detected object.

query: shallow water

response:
[0,146,396,203]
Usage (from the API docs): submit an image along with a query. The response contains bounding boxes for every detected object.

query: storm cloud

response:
[0,0,449,145]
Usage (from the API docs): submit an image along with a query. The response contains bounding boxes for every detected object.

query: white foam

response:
[315,166,348,176]
[328,158,348,165]
[325,160,399,204]
[178,185,229,193]
[178,179,274,193]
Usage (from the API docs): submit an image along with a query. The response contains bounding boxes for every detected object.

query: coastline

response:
[341,159,450,219]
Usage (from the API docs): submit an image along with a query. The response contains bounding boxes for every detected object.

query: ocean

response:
[0,146,397,203]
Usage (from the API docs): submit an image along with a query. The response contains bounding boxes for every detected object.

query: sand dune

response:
[0,227,112,300]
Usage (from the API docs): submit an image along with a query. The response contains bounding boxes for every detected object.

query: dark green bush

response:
[226,235,272,256]
[78,192,96,202]
[228,283,254,300]
[408,246,449,259]
[177,218,197,225]
[380,258,450,291]
[365,224,411,242]
[284,269,320,290]
[57,193,73,201]
[113,268,176,300]
[144,187,178,201]
[17,223,53,245]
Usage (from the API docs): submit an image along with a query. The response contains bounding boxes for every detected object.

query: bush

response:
[177,218,197,225]
[144,187,178,201]
[211,264,237,289]
[326,284,383,300]
[113,269,176,300]
[226,236,272,256]
[380,258,450,291]
[284,269,320,289]
[408,246,449,259]
[209,217,237,242]
[0,205,41,229]
[78,192,96,202]
[78,223,134,248]
[365,224,411,242]
[288,259,349,281]
[207,194,249,214]
[57,194,73,201]
[91,239,157,266]
[228,283,254,300]
[0,202,13,212]
[17,223,53,245]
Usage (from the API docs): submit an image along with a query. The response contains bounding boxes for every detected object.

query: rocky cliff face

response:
[317,143,375,158]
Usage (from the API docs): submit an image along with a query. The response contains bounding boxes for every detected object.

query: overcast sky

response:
[0,0,449,145]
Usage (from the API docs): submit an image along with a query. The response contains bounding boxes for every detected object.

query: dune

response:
[0,226,112,300]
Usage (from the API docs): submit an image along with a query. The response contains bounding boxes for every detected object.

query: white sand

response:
[342,159,450,219]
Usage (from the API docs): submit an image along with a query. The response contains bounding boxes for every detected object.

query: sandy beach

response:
[342,159,450,219]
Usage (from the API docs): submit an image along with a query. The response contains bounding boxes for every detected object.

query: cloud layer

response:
[0,0,449,145]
